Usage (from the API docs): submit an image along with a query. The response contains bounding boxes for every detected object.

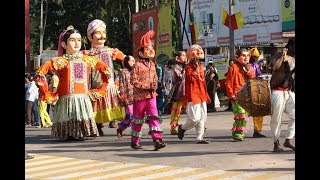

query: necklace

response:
[192,61,205,81]
[63,53,83,61]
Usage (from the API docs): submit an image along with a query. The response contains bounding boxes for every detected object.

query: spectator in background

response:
[224,59,234,112]
[156,63,165,116]
[35,75,54,128]
[206,62,219,112]
[48,71,59,120]
[25,74,41,128]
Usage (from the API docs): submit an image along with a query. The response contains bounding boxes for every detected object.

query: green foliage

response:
[29,0,179,58]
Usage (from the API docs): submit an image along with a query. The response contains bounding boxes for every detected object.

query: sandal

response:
[273,140,284,152]
[117,128,123,140]
[154,139,166,151]
[131,142,143,150]
[283,139,295,151]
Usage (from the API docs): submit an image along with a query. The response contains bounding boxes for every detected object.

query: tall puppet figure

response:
[168,51,187,135]
[84,19,126,136]
[177,45,211,144]
[130,30,166,151]
[36,28,110,141]
[225,48,255,141]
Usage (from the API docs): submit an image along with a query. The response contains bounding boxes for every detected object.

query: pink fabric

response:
[170,122,179,127]
[57,30,67,56]
[231,126,247,133]
[139,30,155,48]
[233,114,250,122]
[131,97,162,144]
[118,104,133,131]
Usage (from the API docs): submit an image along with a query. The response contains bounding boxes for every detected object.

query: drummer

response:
[225,48,256,141]
[249,47,267,138]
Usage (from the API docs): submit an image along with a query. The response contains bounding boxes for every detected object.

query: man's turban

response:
[87,19,106,37]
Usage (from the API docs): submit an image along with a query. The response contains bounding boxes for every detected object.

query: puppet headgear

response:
[58,25,74,56]
[251,47,260,58]
[186,44,202,60]
[87,19,106,37]
[139,30,155,49]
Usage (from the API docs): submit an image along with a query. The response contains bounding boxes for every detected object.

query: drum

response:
[237,78,271,117]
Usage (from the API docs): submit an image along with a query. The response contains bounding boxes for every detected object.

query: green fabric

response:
[130,130,142,137]
[54,94,93,123]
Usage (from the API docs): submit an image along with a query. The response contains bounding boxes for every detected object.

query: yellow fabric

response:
[251,47,260,57]
[93,106,125,123]
[222,6,228,25]
[170,101,184,130]
[253,116,263,132]
[235,11,244,29]
[39,100,53,127]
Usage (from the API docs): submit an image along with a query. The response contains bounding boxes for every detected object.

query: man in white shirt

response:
[25,75,40,127]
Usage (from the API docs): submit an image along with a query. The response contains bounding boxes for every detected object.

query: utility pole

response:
[135,0,139,13]
[228,0,235,59]
[39,0,44,56]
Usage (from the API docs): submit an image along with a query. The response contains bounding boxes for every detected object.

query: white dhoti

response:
[181,101,207,141]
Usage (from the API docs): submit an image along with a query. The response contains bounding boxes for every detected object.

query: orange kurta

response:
[36,54,110,99]
[225,61,255,100]
[183,62,211,105]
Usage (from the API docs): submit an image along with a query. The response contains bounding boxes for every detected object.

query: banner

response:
[230,0,283,45]
[281,0,295,31]
[132,7,159,59]
[186,0,283,47]
[156,3,173,65]
[191,0,218,47]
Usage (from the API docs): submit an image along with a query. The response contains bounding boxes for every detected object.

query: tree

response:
[29,0,179,58]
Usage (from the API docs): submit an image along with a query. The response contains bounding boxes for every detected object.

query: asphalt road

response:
[25,106,295,179]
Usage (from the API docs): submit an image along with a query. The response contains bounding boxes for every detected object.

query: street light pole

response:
[229,0,235,59]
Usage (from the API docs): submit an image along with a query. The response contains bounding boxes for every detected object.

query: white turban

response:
[87,19,106,36]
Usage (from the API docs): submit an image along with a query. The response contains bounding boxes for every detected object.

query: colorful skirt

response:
[51,94,98,140]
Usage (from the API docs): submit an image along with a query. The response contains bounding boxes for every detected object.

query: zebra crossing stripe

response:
[25,154,293,180]
[26,159,94,173]
[169,169,227,180]
[26,161,122,179]
[26,157,72,167]
[107,166,183,179]
[219,172,267,179]
[44,162,145,179]
[128,167,200,180]
[81,164,167,180]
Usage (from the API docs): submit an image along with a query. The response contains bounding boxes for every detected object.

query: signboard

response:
[183,0,283,47]
[281,0,295,31]
[132,6,159,59]
[156,3,173,64]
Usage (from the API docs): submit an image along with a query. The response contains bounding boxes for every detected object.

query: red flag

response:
[230,11,244,30]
